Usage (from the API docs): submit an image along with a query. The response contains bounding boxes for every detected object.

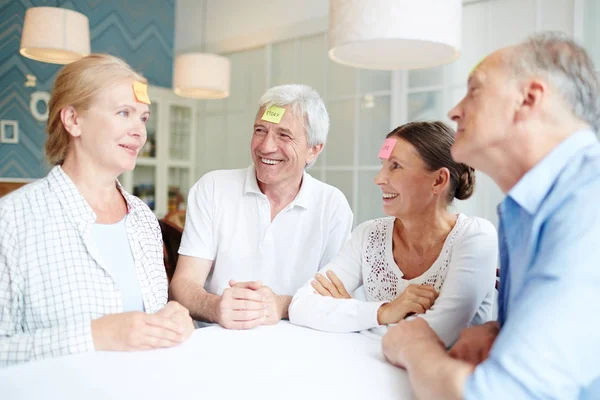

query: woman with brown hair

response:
[0,54,193,367]
[289,121,498,346]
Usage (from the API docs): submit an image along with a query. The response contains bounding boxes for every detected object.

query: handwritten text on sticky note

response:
[378,138,397,159]
[133,81,151,104]
[261,105,286,124]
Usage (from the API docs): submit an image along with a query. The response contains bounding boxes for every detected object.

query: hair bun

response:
[455,167,476,200]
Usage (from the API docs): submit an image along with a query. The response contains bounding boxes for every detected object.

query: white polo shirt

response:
[179,165,353,296]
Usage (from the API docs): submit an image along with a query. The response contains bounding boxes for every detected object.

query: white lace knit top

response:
[364,216,464,302]
[289,214,499,346]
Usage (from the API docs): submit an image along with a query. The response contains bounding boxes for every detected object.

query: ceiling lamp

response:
[173,53,231,99]
[328,0,462,70]
[20,7,90,64]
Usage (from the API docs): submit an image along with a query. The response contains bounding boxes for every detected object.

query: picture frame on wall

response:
[0,120,19,144]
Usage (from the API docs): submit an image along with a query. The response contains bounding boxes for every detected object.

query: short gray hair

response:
[258,84,330,148]
[509,32,600,131]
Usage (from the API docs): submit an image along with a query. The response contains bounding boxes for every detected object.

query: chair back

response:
[159,219,183,281]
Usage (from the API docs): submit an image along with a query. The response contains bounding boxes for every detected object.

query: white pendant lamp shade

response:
[173,53,231,99]
[329,0,462,70]
[20,7,90,64]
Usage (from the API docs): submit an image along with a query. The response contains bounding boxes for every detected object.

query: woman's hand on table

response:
[156,301,195,341]
[311,270,351,299]
[91,301,193,351]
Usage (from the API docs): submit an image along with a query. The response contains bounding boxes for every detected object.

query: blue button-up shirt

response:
[466,130,600,399]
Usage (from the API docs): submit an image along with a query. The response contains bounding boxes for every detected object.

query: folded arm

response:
[289,222,386,332]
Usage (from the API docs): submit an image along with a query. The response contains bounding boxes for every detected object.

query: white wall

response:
[174,0,207,52]
[175,0,329,53]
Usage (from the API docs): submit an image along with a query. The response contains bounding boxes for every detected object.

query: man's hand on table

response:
[219,280,290,329]
[91,301,193,351]
[215,280,267,329]
[448,321,500,365]
[382,318,445,369]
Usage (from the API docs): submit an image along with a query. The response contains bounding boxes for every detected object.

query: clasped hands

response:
[216,280,285,329]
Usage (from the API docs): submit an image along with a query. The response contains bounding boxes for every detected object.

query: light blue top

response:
[91,216,145,312]
[466,130,600,399]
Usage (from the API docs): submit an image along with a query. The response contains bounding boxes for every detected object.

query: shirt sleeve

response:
[289,221,385,332]
[411,218,498,347]
[466,185,600,399]
[0,211,94,366]
[317,188,354,269]
[178,174,216,260]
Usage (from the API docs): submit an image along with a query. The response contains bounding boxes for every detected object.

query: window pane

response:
[407,91,444,121]
[201,115,227,172]
[169,105,192,160]
[226,112,253,168]
[359,95,390,165]
[360,69,391,94]
[446,1,489,85]
[248,47,267,106]
[326,100,355,166]
[408,66,444,88]
[327,59,357,98]
[357,170,385,224]
[204,98,226,114]
[325,171,353,209]
[272,40,296,86]
[298,34,326,95]
[487,0,536,52]
[228,51,251,112]
[584,0,600,67]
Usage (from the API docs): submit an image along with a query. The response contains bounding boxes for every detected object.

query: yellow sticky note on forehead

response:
[261,105,286,124]
[133,81,151,104]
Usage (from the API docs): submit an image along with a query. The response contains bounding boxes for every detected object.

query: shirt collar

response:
[508,129,598,214]
[48,166,139,225]
[243,164,312,209]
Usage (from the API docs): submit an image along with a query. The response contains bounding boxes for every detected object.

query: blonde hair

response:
[45,53,147,165]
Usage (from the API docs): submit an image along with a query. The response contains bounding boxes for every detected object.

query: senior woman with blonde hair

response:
[0,54,193,367]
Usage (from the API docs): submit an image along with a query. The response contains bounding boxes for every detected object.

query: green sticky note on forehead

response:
[469,56,486,76]
[261,105,286,124]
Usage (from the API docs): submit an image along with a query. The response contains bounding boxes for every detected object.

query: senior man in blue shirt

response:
[382,32,600,399]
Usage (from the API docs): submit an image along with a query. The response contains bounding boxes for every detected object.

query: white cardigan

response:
[289,214,498,346]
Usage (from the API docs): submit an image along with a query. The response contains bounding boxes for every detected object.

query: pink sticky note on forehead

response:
[378,138,397,159]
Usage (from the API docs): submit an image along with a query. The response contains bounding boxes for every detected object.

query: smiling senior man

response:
[170,84,353,330]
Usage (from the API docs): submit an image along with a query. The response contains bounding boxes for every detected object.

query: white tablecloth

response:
[0,322,413,400]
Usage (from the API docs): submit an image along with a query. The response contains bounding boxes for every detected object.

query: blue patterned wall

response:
[0,0,175,178]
